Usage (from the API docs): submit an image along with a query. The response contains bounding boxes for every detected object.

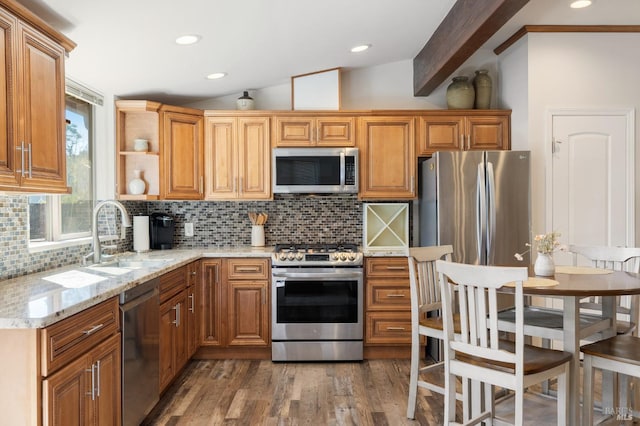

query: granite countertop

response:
[0,246,274,329]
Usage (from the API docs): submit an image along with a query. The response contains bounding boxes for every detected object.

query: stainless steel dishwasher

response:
[120,278,160,426]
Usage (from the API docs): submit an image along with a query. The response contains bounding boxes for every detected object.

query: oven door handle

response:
[272,272,363,280]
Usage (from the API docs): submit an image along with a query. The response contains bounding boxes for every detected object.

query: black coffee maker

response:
[150,213,175,250]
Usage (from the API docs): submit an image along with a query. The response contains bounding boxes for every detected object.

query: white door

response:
[548,109,635,265]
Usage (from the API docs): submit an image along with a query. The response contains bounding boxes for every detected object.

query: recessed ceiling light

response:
[175,34,201,45]
[570,0,592,8]
[351,44,371,53]
[206,72,227,80]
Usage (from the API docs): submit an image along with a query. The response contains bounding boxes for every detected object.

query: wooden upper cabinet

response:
[358,116,416,200]
[273,115,355,147]
[465,114,510,150]
[0,9,18,189]
[160,106,204,200]
[0,5,73,193]
[204,115,271,200]
[417,115,464,155]
[417,111,511,156]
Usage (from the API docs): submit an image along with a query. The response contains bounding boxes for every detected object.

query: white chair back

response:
[436,260,529,375]
[571,245,640,328]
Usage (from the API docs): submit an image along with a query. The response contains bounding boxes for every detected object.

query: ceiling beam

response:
[413,0,529,96]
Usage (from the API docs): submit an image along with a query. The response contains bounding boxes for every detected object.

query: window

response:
[29,81,102,245]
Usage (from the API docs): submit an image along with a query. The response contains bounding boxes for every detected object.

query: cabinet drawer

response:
[365,312,411,345]
[365,257,409,278]
[41,297,119,376]
[366,280,410,310]
[226,258,269,280]
[160,265,187,303]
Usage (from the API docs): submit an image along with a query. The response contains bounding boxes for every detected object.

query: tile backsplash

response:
[1,194,409,280]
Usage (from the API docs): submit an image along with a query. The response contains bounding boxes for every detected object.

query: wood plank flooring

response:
[145,359,442,425]
[144,359,611,425]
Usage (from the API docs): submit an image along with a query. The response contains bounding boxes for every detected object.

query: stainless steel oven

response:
[271,244,363,361]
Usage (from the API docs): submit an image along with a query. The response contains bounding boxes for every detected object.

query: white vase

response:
[128,169,146,195]
[534,252,555,276]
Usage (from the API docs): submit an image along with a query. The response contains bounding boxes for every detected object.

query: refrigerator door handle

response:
[487,161,496,264]
[476,162,487,264]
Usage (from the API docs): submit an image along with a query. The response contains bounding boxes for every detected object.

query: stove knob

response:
[340,253,347,261]
[296,252,304,260]
[287,252,296,260]
[347,253,356,261]
[331,253,339,261]
[279,253,287,261]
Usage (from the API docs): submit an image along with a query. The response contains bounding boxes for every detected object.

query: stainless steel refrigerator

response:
[419,150,531,266]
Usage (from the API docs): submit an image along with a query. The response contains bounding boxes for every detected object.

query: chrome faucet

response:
[90,200,132,264]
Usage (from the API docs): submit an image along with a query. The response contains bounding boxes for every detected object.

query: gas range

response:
[271,243,363,267]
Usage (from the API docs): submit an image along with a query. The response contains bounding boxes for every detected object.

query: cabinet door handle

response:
[386,294,406,298]
[17,141,25,177]
[95,360,101,397]
[86,363,96,400]
[199,176,203,194]
[82,323,104,335]
[27,143,32,178]
[262,287,266,305]
[410,175,415,193]
[189,293,195,313]
[239,177,243,195]
[173,303,181,327]
[386,326,406,331]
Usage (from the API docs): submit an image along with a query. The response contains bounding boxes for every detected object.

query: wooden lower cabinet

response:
[43,333,121,426]
[186,261,200,358]
[159,289,188,392]
[199,258,270,353]
[364,257,411,357]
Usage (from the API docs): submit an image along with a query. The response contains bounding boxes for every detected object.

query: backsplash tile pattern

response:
[143,194,364,248]
[0,195,143,280]
[2,194,410,280]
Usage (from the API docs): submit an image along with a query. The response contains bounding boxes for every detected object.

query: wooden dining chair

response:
[436,260,572,425]
[406,245,464,420]
[582,335,640,424]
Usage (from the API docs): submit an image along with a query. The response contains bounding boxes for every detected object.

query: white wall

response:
[499,32,640,244]
[186,54,498,111]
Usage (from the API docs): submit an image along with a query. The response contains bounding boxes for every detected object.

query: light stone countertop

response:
[0,246,273,329]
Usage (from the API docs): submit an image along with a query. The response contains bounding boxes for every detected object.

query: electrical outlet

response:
[184,222,194,237]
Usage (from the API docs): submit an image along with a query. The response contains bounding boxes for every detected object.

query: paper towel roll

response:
[133,216,150,252]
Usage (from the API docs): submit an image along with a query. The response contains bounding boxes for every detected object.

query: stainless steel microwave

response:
[272,147,359,194]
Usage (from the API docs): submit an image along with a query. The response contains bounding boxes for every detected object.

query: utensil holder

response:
[251,225,265,247]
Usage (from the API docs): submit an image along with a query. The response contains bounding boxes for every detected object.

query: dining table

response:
[499,266,640,425]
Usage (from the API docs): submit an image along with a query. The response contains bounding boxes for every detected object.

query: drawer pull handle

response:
[385,266,406,270]
[386,294,405,298]
[236,267,260,272]
[82,324,104,335]
[386,326,406,331]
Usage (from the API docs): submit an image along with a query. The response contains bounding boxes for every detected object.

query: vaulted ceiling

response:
[16,0,640,105]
